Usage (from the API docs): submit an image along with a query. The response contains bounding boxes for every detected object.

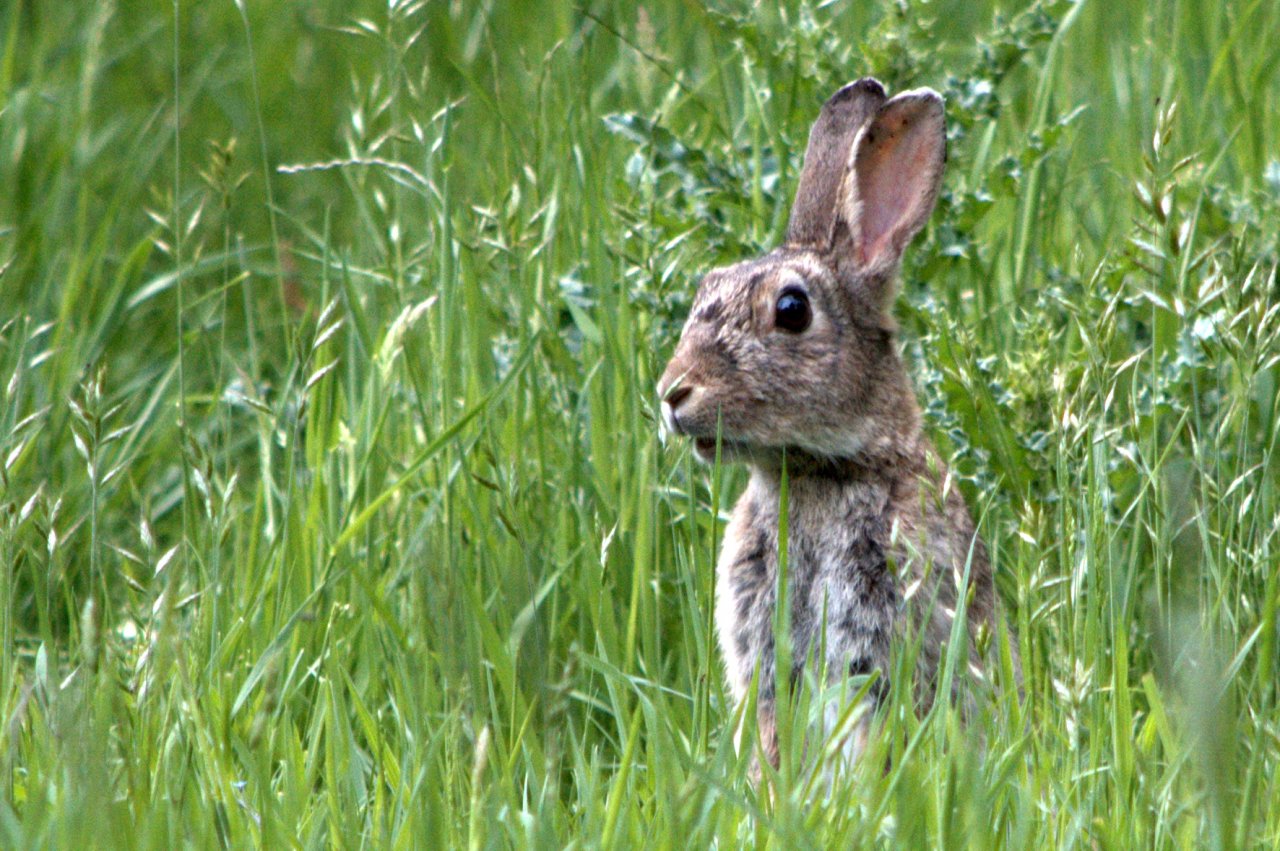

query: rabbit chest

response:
[713,470,903,705]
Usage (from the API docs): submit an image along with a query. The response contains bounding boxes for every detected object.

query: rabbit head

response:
[657,78,946,467]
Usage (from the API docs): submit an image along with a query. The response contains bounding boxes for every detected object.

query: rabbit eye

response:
[774,287,812,333]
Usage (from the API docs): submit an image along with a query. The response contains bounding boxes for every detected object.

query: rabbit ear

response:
[837,88,946,275]
[785,79,887,248]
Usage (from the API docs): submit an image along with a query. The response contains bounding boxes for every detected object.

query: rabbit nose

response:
[659,382,695,437]
[664,384,694,410]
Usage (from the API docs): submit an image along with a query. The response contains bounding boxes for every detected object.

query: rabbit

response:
[657,78,1011,775]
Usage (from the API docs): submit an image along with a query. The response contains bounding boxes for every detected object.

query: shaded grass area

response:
[2,0,1278,846]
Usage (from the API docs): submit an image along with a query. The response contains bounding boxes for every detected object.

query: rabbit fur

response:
[657,78,1009,773]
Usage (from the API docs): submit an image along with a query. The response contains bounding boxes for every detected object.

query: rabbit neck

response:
[739,357,932,540]
[746,433,925,529]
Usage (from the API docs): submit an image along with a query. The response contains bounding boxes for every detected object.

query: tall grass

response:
[2,0,1278,846]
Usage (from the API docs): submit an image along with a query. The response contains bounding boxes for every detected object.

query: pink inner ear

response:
[852,102,944,269]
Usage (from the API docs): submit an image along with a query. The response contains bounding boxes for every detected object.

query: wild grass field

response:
[2,0,1279,847]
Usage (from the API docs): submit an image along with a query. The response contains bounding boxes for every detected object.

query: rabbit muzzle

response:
[657,367,699,436]
[657,359,725,460]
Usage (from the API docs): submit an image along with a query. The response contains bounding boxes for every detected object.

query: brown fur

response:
[657,79,1013,775]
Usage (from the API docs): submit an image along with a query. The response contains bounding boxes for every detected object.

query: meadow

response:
[2,0,1278,847]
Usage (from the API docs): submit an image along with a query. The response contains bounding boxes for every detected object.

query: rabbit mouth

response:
[692,436,751,460]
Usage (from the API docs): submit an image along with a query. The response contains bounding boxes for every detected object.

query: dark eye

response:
[774,287,812,333]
